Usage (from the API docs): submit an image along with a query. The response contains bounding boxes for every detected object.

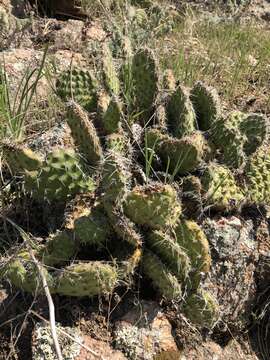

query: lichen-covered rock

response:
[180,339,259,360]
[32,322,82,360]
[114,300,179,360]
[202,216,258,330]
[54,20,84,51]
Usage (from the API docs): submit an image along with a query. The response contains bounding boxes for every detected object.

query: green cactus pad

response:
[102,151,130,203]
[102,99,122,135]
[74,205,111,246]
[106,133,129,155]
[146,129,208,175]
[39,230,77,266]
[175,220,211,287]
[1,253,55,294]
[182,175,202,218]
[240,113,268,155]
[147,230,191,282]
[132,48,159,124]
[66,101,103,166]
[102,43,120,96]
[191,81,221,131]
[56,67,98,112]
[211,114,246,168]
[102,152,142,247]
[245,146,270,204]
[2,142,43,173]
[166,86,196,138]
[112,243,142,278]
[183,289,219,328]
[28,148,95,202]
[55,262,118,297]
[201,163,245,211]
[124,183,181,229]
[142,250,182,300]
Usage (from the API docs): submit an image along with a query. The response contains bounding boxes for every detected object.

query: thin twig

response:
[0,216,63,360]
[31,311,106,360]
[25,242,63,360]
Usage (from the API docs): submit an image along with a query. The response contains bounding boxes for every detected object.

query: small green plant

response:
[0,47,48,141]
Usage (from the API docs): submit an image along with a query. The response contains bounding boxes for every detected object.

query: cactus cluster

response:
[1,41,269,330]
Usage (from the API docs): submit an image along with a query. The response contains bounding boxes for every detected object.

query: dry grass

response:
[159,8,270,114]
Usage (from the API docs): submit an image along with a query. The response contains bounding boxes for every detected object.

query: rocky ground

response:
[1,0,270,359]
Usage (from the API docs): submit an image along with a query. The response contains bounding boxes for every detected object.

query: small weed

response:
[0,46,48,141]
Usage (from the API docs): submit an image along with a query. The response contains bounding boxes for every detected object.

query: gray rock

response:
[203,216,258,330]
[114,300,179,360]
[32,322,82,360]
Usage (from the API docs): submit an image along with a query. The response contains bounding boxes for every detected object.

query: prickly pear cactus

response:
[145,129,209,175]
[2,143,96,202]
[142,249,182,300]
[27,148,96,201]
[210,113,246,168]
[183,289,219,328]
[131,48,159,124]
[102,43,121,96]
[56,67,98,112]
[190,81,221,131]
[2,40,270,336]
[240,113,268,155]
[2,141,43,172]
[201,163,245,211]
[210,110,268,168]
[245,145,270,204]
[123,183,181,229]
[166,85,196,138]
